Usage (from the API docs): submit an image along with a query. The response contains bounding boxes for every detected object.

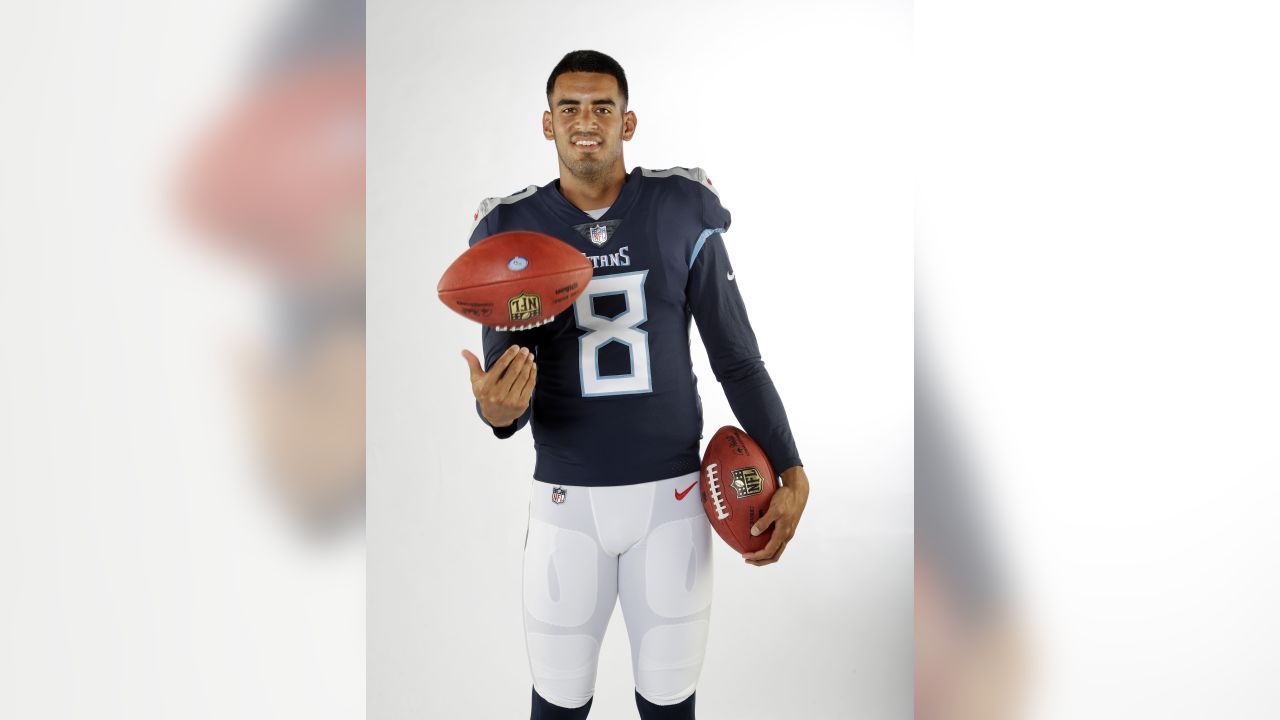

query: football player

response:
[460,50,810,720]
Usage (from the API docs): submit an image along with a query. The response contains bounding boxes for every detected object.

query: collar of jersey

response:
[543,166,644,226]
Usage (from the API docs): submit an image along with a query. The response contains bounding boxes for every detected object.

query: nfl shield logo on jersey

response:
[589,225,609,247]
[551,486,567,504]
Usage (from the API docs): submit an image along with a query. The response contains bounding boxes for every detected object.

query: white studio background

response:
[0,2,365,719]
[918,1,1280,718]
[368,1,911,719]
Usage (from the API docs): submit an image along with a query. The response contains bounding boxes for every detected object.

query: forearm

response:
[719,363,803,473]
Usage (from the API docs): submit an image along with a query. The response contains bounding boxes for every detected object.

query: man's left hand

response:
[743,465,810,566]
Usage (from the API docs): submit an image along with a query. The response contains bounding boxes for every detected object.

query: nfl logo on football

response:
[589,225,608,247]
[508,291,542,321]
[730,467,764,499]
[551,487,567,504]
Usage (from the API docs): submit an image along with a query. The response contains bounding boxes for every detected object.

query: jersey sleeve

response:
[687,230,803,474]
[467,197,534,438]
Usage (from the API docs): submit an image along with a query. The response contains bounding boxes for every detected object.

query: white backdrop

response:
[368,1,912,718]
[0,2,365,719]
[917,1,1280,718]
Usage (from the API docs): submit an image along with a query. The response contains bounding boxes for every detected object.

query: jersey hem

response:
[533,456,702,487]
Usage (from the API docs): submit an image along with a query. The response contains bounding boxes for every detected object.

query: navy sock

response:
[634,690,695,720]
[530,687,593,720]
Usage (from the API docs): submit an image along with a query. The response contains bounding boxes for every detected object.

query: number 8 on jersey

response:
[573,270,652,397]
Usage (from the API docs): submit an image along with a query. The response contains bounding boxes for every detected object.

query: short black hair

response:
[546,50,629,107]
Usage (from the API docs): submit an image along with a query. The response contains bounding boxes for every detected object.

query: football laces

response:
[705,463,729,520]
[494,314,556,332]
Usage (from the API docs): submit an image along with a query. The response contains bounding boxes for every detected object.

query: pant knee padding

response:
[531,686,593,720]
[635,690,696,719]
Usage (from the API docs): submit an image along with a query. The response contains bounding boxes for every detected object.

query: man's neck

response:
[558,164,627,213]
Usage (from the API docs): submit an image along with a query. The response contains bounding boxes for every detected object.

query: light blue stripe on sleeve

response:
[688,227,726,269]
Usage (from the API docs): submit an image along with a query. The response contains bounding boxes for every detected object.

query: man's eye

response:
[562,107,576,114]
[595,107,610,114]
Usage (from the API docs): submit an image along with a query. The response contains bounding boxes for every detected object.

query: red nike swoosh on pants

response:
[675,482,697,501]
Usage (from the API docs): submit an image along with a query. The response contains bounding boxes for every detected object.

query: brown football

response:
[700,426,778,554]
[437,231,592,331]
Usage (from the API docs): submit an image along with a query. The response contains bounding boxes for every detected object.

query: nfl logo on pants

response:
[551,487,567,504]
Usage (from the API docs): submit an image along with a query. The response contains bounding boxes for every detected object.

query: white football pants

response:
[523,473,713,709]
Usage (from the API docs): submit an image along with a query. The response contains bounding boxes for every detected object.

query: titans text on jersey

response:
[468,167,801,486]
[584,245,630,268]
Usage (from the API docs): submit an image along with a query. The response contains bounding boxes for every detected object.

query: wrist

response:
[484,411,515,428]
[780,465,809,494]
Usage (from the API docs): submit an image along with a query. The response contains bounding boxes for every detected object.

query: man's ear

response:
[622,110,637,141]
[542,111,554,140]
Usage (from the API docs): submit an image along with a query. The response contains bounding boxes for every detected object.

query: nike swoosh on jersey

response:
[675,482,698,501]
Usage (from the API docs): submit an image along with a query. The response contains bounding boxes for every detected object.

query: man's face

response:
[543,72,636,182]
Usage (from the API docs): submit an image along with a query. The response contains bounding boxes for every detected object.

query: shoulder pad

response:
[471,185,540,231]
[641,167,719,198]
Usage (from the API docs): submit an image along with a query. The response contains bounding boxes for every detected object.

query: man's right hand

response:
[462,345,537,428]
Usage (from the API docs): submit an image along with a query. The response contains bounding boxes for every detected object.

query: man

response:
[460,50,810,720]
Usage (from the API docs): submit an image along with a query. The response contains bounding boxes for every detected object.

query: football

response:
[438,231,592,331]
[700,426,778,554]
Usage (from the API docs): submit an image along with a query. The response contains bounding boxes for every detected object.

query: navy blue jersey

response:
[468,167,801,486]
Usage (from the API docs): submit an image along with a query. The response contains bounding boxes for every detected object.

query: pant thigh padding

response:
[644,517,712,619]
[634,620,710,705]
[525,518,599,627]
[527,632,600,709]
